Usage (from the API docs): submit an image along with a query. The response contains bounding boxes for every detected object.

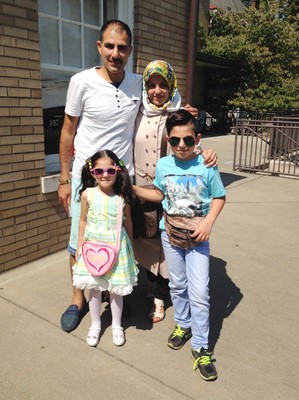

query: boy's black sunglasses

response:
[168,136,196,147]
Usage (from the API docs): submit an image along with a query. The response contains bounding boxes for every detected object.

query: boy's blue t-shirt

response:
[153,154,226,231]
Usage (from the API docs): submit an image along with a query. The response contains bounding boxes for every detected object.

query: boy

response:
[134,109,226,381]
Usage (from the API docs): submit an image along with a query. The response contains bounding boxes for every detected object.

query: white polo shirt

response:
[65,67,142,178]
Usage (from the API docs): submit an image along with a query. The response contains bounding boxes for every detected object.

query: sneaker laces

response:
[171,325,187,338]
[193,351,213,371]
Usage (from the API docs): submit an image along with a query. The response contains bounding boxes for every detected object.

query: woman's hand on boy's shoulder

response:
[184,104,198,118]
[202,149,218,168]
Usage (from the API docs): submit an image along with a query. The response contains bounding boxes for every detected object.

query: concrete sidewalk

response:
[1,135,298,400]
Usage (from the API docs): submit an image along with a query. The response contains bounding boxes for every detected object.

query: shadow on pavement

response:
[209,255,243,351]
[100,267,157,333]
[87,255,243,350]
[220,172,247,187]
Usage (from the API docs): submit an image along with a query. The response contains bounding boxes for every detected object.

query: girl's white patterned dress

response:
[73,187,138,295]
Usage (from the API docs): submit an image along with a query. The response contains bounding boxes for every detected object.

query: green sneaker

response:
[167,323,192,350]
[191,348,218,381]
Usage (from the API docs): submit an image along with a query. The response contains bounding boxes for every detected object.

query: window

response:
[38,0,103,73]
[38,0,104,175]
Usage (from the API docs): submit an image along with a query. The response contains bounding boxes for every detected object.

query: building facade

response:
[0,0,196,272]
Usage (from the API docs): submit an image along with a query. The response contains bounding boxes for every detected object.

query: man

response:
[58,20,142,332]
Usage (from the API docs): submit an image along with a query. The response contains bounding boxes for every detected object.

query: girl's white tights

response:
[88,289,123,334]
[88,289,102,330]
[109,292,123,329]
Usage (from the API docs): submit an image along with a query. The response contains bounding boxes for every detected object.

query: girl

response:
[73,150,138,347]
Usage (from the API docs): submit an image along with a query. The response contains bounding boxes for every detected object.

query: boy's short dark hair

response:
[100,20,132,47]
[166,109,198,136]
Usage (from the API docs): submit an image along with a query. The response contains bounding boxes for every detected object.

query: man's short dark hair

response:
[100,19,132,47]
[166,109,198,136]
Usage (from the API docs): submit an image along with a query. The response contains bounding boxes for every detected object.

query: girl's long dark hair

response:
[77,150,134,205]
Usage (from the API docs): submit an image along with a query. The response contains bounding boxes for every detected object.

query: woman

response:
[134,60,216,323]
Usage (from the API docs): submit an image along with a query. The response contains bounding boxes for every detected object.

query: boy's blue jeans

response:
[161,231,210,350]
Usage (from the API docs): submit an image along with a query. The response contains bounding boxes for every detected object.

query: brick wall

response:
[0,0,69,272]
[133,0,190,105]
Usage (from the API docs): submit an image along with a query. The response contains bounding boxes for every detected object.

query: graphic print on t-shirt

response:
[164,174,206,217]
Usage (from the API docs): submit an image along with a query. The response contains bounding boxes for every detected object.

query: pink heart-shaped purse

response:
[82,241,118,276]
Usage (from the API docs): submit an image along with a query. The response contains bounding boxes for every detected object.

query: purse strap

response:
[87,188,123,251]
[115,197,123,251]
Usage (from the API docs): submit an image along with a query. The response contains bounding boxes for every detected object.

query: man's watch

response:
[59,178,71,185]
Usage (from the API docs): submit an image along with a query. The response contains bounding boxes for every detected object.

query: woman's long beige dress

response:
[133,109,169,278]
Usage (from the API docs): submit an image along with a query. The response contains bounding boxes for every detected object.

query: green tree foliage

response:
[280,0,299,22]
[201,1,299,112]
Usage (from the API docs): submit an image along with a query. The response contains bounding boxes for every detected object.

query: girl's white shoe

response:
[86,327,101,347]
[112,327,125,346]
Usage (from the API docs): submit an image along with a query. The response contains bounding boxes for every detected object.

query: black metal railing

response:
[233,118,299,178]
